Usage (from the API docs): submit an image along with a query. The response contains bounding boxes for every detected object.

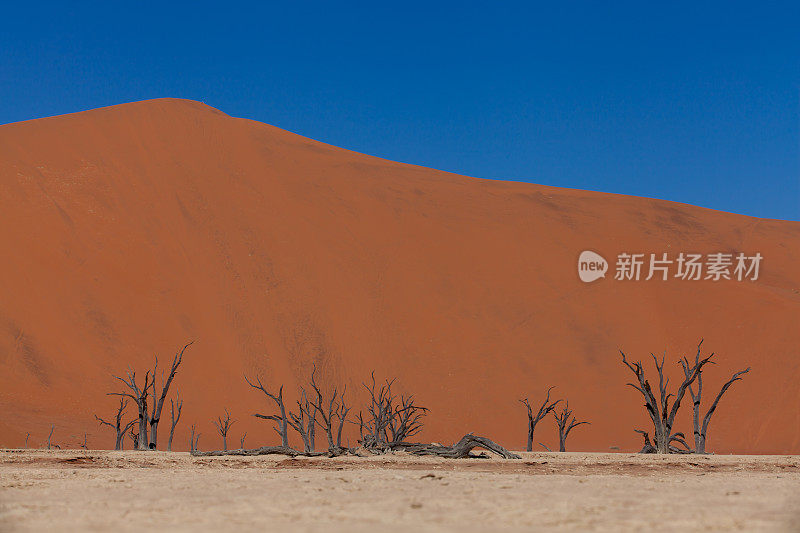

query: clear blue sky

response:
[2,2,798,220]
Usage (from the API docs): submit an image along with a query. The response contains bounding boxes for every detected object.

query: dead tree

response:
[109,368,153,450]
[245,374,289,448]
[621,344,712,454]
[286,388,316,452]
[521,387,560,452]
[189,424,201,452]
[167,393,183,451]
[213,409,235,451]
[80,434,88,449]
[335,388,351,449]
[148,341,192,450]
[47,424,55,450]
[24,432,30,449]
[552,401,589,452]
[308,366,345,452]
[95,397,137,450]
[240,432,247,449]
[129,425,139,449]
[680,341,750,453]
[358,372,427,451]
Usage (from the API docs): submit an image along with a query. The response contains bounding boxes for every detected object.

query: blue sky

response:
[1,2,798,220]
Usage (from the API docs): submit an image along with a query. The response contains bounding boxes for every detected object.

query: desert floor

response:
[1,449,798,532]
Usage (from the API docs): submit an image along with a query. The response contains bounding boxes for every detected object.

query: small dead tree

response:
[552,401,589,452]
[213,409,235,451]
[358,372,427,450]
[245,374,290,448]
[95,397,137,450]
[521,387,560,452]
[287,388,316,452]
[148,342,192,450]
[109,368,153,450]
[308,366,345,452]
[47,424,55,450]
[335,388,351,449]
[167,393,183,451]
[129,425,139,449]
[24,432,30,449]
[189,424,201,452]
[680,341,750,454]
[240,432,247,449]
[80,434,88,450]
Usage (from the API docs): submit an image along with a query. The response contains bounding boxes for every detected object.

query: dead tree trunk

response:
[213,409,235,451]
[95,397,136,450]
[521,387,560,452]
[245,375,290,447]
[24,433,30,449]
[403,434,521,459]
[621,341,712,454]
[47,424,54,450]
[681,348,750,454]
[240,432,247,449]
[167,393,183,451]
[552,401,589,452]
[149,341,192,450]
[110,368,153,450]
[191,445,319,457]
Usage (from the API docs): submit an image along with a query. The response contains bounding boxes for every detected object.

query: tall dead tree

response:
[95,397,137,450]
[213,409,235,451]
[521,387,560,452]
[148,341,192,450]
[621,344,712,454]
[552,401,589,452]
[167,393,183,451]
[680,341,750,454]
[110,368,152,450]
[245,374,290,448]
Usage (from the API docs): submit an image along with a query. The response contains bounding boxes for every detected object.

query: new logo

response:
[578,251,608,283]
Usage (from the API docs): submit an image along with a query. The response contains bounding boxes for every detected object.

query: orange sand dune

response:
[0,99,798,453]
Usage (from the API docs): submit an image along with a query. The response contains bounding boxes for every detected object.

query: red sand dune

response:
[0,99,798,454]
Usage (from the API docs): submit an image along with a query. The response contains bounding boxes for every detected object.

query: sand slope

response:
[0,99,798,453]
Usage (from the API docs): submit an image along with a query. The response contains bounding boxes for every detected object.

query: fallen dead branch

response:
[399,434,521,459]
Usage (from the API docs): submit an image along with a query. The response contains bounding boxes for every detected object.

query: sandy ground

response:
[1,450,799,532]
